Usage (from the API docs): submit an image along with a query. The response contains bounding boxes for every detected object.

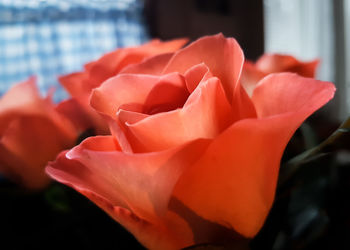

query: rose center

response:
[142,83,190,115]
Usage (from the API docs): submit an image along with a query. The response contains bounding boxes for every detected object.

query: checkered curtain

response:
[0,0,149,101]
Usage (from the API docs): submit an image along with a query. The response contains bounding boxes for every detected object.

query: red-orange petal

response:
[90,72,186,119]
[255,54,320,78]
[240,61,266,97]
[120,53,174,75]
[174,74,335,237]
[58,72,90,101]
[79,190,193,250]
[55,98,96,133]
[46,136,211,249]
[0,77,46,134]
[87,38,189,88]
[127,77,233,152]
[47,153,194,249]
[0,115,75,189]
[163,34,244,103]
[184,63,213,93]
[52,136,210,219]
[251,73,335,118]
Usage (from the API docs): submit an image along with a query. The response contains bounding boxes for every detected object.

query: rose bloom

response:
[46,34,335,249]
[0,77,77,189]
[241,53,319,96]
[59,38,188,134]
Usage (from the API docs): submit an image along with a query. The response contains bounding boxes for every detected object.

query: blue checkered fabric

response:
[0,0,149,102]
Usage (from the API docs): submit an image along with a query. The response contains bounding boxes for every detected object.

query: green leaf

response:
[44,184,71,213]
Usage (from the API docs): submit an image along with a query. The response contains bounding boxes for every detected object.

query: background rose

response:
[46,34,335,249]
[0,77,77,189]
[58,39,188,134]
[241,54,319,96]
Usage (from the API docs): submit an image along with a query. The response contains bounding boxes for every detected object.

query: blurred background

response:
[0,0,349,121]
[0,0,349,249]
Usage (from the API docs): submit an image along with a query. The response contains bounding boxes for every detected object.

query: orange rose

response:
[241,53,319,96]
[46,34,335,249]
[59,39,188,134]
[0,77,76,189]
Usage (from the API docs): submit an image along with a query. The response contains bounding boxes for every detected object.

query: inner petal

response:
[143,82,189,115]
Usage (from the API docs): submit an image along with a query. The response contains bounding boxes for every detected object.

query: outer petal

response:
[126,77,233,152]
[79,191,194,250]
[47,153,194,249]
[46,136,211,249]
[240,61,266,97]
[120,53,174,75]
[256,54,319,78]
[48,136,210,219]
[0,77,46,134]
[173,74,335,237]
[251,73,335,118]
[86,38,188,88]
[56,98,96,133]
[0,115,75,189]
[58,72,90,102]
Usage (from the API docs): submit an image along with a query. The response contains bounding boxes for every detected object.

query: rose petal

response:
[0,77,77,140]
[184,63,213,93]
[162,34,256,120]
[46,136,211,248]
[47,153,194,250]
[79,191,193,250]
[87,38,189,88]
[256,54,320,78]
[251,73,336,118]
[55,98,95,133]
[173,74,335,237]
[286,59,320,78]
[117,109,149,125]
[142,76,189,115]
[120,53,174,75]
[126,77,233,152]
[65,136,210,218]
[47,149,244,249]
[0,115,75,189]
[0,77,39,113]
[163,34,244,103]
[240,61,266,97]
[91,72,187,118]
[58,72,90,101]
[0,77,46,134]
